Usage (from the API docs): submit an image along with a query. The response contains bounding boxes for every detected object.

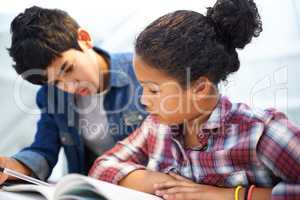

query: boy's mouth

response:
[77,87,90,96]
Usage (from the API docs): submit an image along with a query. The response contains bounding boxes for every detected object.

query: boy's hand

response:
[0,156,32,185]
[0,156,9,185]
[154,172,233,200]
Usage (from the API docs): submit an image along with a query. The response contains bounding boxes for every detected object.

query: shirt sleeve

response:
[88,117,152,184]
[12,86,61,181]
[257,110,300,200]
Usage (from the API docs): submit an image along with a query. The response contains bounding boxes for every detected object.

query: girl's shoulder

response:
[225,97,288,126]
[226,97,299,139]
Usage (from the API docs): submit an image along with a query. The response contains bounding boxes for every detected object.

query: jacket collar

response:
[93,47,131,88]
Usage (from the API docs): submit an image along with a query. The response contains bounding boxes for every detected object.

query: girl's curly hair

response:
[135,0,262,86]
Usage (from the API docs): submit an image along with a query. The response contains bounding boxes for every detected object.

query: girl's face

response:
[134,54,217,125]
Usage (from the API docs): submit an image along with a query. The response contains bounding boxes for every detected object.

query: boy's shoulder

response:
[110,52,133,62]
[110,52,133,67]
[93,46,133,72]
[36,85,49,107]
[109,52,139,87]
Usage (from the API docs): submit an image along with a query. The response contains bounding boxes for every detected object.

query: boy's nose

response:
[57,80,78,93]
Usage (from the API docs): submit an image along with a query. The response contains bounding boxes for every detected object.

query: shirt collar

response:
[201,95,232,131]
[93,47,130,88]
[167,95,232,139]
[167,96,232,150]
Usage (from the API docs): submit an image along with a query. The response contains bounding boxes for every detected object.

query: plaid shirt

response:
[89,96,300,200]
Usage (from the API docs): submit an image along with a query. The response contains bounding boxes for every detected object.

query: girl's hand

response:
[153,172,233,200]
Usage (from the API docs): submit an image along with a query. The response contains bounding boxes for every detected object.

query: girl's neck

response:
[183,93,220,148]
[183,113,211,148]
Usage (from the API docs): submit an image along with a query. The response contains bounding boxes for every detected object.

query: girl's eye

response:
[149,89,159,94]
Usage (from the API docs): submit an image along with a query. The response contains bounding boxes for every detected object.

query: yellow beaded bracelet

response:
[235,186,243,200]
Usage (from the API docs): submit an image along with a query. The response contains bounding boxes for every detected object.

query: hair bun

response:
[207,0,262,50]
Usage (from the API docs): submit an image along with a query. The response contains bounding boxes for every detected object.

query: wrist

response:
[200,187,236,200]
[8,158,32,178]
[239,187,245,200]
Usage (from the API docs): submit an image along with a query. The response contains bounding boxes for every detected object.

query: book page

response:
[2,184,55,200]
[0,189,46,200]
[55,174,162,200]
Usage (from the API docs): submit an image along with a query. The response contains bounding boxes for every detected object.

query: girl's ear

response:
[77,28,93,49]
[192,77,209,94]
[191,76,218,101]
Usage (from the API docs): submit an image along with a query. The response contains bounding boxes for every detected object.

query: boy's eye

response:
[64,65,74,73]
[54,80,60,85]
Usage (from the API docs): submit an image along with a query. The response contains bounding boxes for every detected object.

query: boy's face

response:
[133,54,214,125]
[46,29,105,96]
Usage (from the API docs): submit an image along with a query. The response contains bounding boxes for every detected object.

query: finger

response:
[0,173,8,185]
[163,192,200,200]
[0,157,9,185]
[156,186,199,196]
[168,172,193,183]
[154,181,178,189]
[154,180,191,190]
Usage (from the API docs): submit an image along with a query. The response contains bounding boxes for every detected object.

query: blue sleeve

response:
[12,86,61,180]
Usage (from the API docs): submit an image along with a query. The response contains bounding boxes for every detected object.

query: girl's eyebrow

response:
[140,80,160,86]
[140,81,161,91]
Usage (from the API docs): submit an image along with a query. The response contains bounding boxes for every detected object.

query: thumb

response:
[0,157,9,185]
[0,173,8,185]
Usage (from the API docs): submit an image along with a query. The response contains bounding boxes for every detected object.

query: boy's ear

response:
[77,28,93,49]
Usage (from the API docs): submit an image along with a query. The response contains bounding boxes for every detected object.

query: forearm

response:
[119,169,175,194]
[153,176,273,200]
[251,187,272,200]
[2,158,32,180]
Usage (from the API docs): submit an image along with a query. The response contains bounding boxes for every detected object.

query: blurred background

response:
[0,0,300,180]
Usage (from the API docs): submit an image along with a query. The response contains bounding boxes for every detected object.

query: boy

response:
[0,6,146,184]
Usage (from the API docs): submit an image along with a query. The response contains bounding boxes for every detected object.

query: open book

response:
[2,174,162,200]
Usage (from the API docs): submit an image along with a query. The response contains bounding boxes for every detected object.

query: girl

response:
[89,0,300,199]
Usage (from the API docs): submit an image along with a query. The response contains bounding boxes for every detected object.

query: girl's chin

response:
[151,114,184,125]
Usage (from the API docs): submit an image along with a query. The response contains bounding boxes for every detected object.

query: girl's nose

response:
[140,95,153,108]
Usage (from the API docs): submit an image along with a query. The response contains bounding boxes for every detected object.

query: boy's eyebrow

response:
[58,61,68,76]
[47,61,68,85]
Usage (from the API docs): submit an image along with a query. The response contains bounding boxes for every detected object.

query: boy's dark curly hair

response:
[8,6,81,85]
[135,0,262,86]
